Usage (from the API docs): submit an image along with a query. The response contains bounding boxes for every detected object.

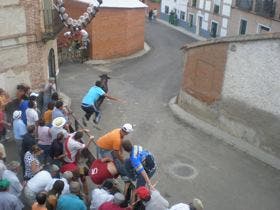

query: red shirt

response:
[89,159,118,185]
[60,163,78,173]
[99,202,131,210]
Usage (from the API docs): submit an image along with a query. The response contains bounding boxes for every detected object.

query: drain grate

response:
[169,163,198,179]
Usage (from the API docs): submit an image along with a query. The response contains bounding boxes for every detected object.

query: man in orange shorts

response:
[95,123,133,162]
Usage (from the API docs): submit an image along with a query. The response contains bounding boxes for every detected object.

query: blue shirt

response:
[52,108,68,121]
[57,193,86,210]
[130,145,151,174]
[13,119,27,140]
[82,86,105,106]
[19,100,29,125]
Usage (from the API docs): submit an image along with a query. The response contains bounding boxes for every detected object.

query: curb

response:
[169,96,280,170]
[85,42,151,65]
[157,19,207,41]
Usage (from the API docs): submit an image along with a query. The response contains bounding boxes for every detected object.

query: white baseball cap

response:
[121,123,133,133]
[52,117,66,128]
[13,110,22,119]
[30,92,39,97]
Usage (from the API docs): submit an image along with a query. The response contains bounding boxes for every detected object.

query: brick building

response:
[59,0,147,60]
[229,0,280,35]
[0,0,62,95]
[177,32,280,169]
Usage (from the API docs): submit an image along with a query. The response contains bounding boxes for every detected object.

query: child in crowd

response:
[32,192,48,210]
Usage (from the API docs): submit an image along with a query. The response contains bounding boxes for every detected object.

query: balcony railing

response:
[42,0,64,41]
[255,0,276,18]
[236,0,253,11]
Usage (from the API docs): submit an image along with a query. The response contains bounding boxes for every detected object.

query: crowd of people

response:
[0,78,204,210]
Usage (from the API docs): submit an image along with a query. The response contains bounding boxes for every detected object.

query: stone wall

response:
[178,33,280,168]
[0,0,59,96]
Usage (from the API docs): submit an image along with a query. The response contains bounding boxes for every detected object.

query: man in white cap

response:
[12,110,27,155]
[95,123,133,162]
[169,198,204,210]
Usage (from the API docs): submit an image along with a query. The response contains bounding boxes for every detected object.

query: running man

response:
[81,81,121,125]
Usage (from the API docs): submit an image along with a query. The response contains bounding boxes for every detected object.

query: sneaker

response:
[94,114,101,124]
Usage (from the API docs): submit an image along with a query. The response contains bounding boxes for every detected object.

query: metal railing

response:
[255,0,276,18]
[236,0,253,11]
[42,0,64,41]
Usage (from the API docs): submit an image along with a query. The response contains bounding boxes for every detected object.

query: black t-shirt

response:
[22,133,36,154]
[50,139,63,158]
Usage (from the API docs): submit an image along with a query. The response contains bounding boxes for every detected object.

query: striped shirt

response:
[130,145,151,174]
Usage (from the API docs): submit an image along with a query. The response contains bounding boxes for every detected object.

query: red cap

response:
[136,186,150,200]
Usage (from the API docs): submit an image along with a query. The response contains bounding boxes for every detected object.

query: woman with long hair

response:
[46,180,64,210]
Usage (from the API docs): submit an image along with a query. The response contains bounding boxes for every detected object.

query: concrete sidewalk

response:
[156,19,207,41]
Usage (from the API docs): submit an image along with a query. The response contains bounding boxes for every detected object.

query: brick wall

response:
[60,0,146,60]
[178,33,280,168]
[182,43,228,104]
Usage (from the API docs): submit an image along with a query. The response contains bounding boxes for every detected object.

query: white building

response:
[160,0,233,38]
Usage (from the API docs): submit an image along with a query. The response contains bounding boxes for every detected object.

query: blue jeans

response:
[124,155,156,187]
[81,104,101,123]
[96,146,113,159]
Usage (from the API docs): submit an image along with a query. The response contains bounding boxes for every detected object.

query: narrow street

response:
[57,20,280,210]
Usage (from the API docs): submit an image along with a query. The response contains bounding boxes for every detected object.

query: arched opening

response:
[48,48,56,85]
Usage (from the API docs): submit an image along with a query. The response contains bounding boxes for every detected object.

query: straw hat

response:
[52,117,66,128]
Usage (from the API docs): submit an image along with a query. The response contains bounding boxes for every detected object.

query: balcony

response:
[42,0,64,42]
[255,0,276,18]
[236,0,253,11]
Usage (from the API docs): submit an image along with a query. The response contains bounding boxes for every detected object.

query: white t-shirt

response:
[26,108,39,126]
[44,177,70,195]
[27,170,52,193]
[63,133,85,163]
[90,188,114,210]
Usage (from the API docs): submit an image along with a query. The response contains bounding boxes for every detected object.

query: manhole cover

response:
[169,163,198,179]
[174,165,194,177]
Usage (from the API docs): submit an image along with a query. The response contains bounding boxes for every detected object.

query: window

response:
[214,0,220,14]
[180,11,185,20]
[192,0,197,7]
[214,4,220,14]
[257,24,270,33]
[165,6,169,14]
[211,21,218,37]
[239,19,247,35]
[189,14,194,27]
[198,16,203,30]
